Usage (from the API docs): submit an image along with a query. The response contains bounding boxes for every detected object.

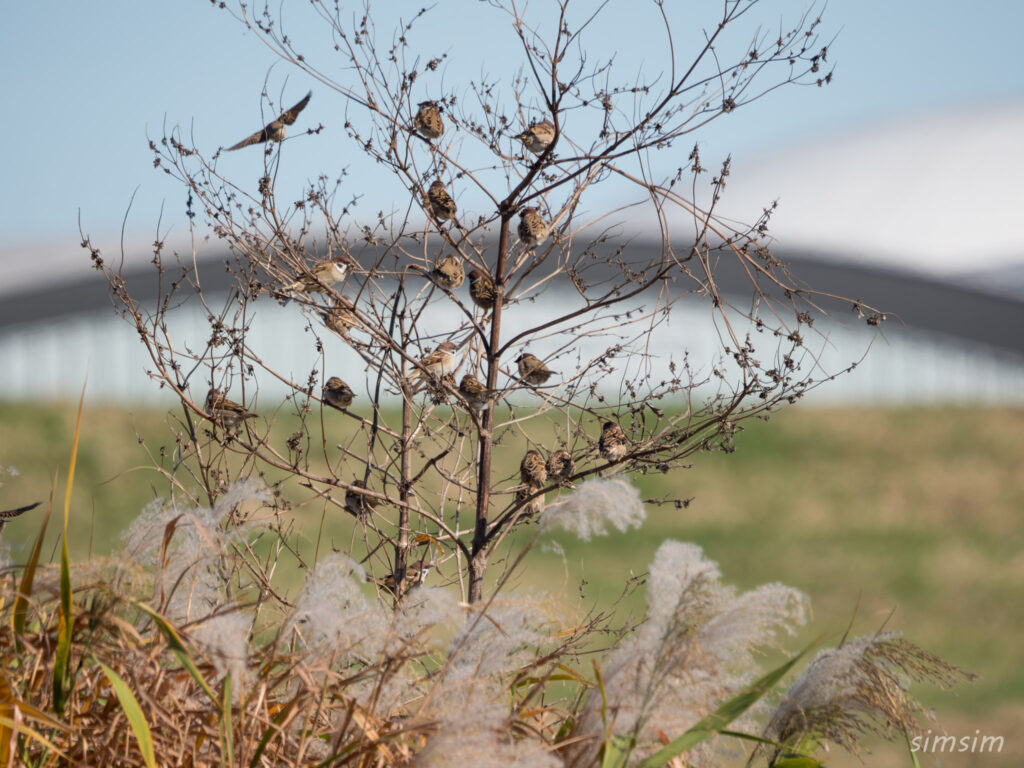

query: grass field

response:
[1,400,1021,766]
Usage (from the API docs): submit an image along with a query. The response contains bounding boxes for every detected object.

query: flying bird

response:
[430,254,465,291]
[205,388,257,429]
[546,449,576,486]
[514,120,555,155]
[516,352,557,386]
[518,207,550,248]
[599,421,629,462]
[413,100,445,140]
[322,377,356,410]
[520,449,548,490]
[284,255,353,294]
[410,341,458,380]
[225,90,312,151]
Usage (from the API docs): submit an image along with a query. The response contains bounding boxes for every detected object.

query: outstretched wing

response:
[279,90,312,125]
[225,126,272,151]
[1,501,40,520]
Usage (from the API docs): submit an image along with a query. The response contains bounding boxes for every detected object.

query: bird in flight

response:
[225,91,312,151]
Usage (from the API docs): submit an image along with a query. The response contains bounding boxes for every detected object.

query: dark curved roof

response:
[2,246,1022,357]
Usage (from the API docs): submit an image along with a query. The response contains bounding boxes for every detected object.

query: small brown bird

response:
[520,449,548,490]
[468,269,499,311]
[514,487,543,520]
[323,300,359,337]
[516,353,557,386]
[518,207,551,248]
[458,373,491,414]
[285,255,353,294]
[376,558,435,594]
[205,388,257,429]
[546,449,576,486]
[322,377,355,410]
[514,120,555,155]
[411,340,458,380]
[225,90,312,151]
[345,479,377,521]
[431,254,465,290]
[599,421,629,462]
[413,100,445,140]
[426,180,458,224]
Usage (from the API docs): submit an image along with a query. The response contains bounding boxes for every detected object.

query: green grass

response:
[2,400,1021,751]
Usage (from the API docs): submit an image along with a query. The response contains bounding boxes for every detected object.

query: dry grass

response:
[1,401,1016,766]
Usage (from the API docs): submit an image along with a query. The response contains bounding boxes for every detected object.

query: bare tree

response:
[84,0,879,605]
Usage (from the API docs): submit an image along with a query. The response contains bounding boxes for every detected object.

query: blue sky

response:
[3,0,1023,271]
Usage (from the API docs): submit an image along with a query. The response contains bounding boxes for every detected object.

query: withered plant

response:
[84,0,881,605]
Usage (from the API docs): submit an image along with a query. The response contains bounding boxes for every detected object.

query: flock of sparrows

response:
[205,92,630,583]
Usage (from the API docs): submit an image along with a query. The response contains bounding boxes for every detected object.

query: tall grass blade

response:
[635,641,817,768]
[97,661,157,768]
[220,673,234,767]
[136,603,219,707]
[11,476,55,642]
[53,377,86,715]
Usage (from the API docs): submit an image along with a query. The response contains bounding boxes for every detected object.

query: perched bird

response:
[514,487,543,520]
[426,180,458,224]
[323,300,359,337]
[458,373,491,414]
[518,207,550,248]
[546,449,576,486]
[376,558,435,594]
[411,340,458,380]
[413,100,445,140]
[205,388,257,429]
[322,377,355,410]
[430,254,465,291]
[520,449,548,490]
[468,269,499,311]
[516,352,557,386]
[225,90,312,151]
[284,255,353,294]
[514,120,555,155]
[599,421,629,462]
[345,479,378,521]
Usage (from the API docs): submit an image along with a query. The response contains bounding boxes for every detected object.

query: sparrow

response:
[205,388,257,428]
[520,449,548,490]
[413,100,445,140]
[458,373,491,414]
[410,340,458,380]
[518,207,551,248]
[345,479,378,521]
[546,449,576,486]
[225,90,312,151]
[376,558,435,594]
[599,421,629,462]
[431,254,465,290]
[322,377,355,410]
[514,487,543,520]
[468,269,500,311]
[514,120,555,155]
[284,255,353,294]
[426,180,458,224]
[323,300,359,337]
[516,353,557,386]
